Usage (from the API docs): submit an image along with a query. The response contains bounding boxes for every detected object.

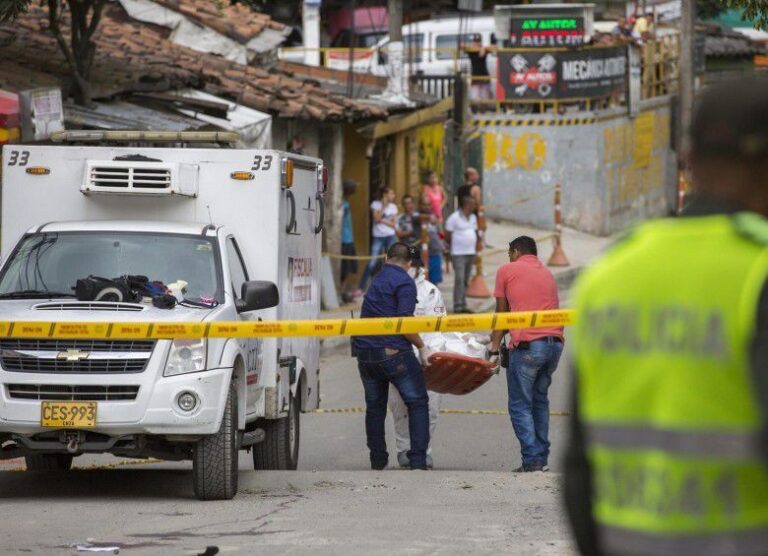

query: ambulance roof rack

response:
[50,130,240,145]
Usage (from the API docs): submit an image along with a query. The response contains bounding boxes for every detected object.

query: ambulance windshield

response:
[0,232,221,303]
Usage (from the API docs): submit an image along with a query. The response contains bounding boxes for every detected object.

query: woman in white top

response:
[358,186,398,291]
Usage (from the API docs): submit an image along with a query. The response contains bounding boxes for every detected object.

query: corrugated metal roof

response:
[702,24,766,57]
[65,101,209,131]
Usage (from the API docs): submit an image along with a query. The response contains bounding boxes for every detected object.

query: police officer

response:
[564,77,768,555]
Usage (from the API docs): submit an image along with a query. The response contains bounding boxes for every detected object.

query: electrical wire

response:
[32,235,57,292]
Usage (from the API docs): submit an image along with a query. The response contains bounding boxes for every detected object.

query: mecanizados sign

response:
[497,46,627,100]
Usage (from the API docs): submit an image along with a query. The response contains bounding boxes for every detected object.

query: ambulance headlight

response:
[164,339,207,376]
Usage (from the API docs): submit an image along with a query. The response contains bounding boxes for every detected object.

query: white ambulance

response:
[0,131,325,499]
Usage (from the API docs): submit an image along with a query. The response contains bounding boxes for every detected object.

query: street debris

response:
[72,542,120,553]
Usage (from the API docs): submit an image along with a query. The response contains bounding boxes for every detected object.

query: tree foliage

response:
[721,0,768,29]
[698,0,768,29]
[1,0,106,105]
[0,0,29,21]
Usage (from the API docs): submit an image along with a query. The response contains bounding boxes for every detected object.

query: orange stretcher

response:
[423,352,497,395]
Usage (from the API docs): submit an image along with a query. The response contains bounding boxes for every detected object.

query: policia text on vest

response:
[582,305,729,359]
[569,213,768,556]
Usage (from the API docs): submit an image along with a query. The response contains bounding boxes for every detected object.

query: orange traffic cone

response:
[547,235,571,267]
[547,184,571,267]
[467,255,492,298]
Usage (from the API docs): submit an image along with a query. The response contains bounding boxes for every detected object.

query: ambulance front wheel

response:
[192,383,239,500]
[252,391,300,470]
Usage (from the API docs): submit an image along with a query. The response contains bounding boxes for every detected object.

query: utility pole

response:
[346,0,357,97]
[303,0,322,67]
[678,0,695,159]
[389,0,402,44]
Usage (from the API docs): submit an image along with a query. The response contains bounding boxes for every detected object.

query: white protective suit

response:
[388,269,445,454]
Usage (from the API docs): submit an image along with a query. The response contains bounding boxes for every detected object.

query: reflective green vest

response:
[572,213,768,556]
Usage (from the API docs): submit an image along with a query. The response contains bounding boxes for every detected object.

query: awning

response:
[362,97,454,139]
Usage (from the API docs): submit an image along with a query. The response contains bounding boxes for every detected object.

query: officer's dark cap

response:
[691,76,768,161]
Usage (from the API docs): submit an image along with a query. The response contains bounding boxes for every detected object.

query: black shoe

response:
[513,464,544,472]
[371,461,388,470]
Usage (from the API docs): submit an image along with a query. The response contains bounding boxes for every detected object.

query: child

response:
[419,195,444,285]
[340,179,362,302]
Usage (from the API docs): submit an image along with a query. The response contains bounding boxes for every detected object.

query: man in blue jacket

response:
[353,242,434,470]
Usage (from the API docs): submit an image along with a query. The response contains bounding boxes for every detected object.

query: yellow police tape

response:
[322,252,387,261]
[0,310,575,340]
[312,408,572,416]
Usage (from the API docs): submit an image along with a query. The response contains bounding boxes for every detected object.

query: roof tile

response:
[152,0,286,44]
[0,2,387,122]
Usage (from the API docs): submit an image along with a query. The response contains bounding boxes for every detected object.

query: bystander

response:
[456,167,482,210]
[422,171,447,224]
[340,179,362,302]
[418,195,444,285]
[358,186,398,292]
[489,236,563,472]
[396,194,421,247]
[464,34,493,100]
[445,195,479,313]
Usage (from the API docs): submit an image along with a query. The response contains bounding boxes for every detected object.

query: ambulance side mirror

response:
[237,281,279,313]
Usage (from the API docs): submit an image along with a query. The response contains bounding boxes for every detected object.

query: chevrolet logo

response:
[56,349,90,362]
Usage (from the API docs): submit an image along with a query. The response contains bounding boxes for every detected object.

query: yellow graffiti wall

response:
[483,131,548,171]
[416,122,445,183]
[342,124,371,261]
[603,109,670,213]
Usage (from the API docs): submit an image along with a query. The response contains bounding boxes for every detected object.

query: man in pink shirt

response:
[489,236,564,472]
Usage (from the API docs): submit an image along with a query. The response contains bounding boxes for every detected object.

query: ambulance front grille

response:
[89,166,172,190]
[7,384,140,401]
[0,339,154,374]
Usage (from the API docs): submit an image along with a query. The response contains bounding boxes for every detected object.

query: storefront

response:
[341,98,453,279]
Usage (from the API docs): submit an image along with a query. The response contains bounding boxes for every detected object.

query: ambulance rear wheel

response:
[193,384,238,500]
[252,392,300,470]
[25,454,73,472]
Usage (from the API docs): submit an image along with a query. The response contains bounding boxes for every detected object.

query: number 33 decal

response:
[252,155,272,171]
[7,150,30,166]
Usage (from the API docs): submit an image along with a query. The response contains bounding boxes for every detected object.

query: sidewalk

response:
[320,221,615,355]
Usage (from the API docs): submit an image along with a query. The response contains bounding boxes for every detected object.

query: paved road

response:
[0,336,577,555]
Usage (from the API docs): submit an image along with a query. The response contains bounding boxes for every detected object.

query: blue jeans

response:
[356,348,430,469]
[358,235,397,291]
[428,253,443,285]
[506,338,563,467]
